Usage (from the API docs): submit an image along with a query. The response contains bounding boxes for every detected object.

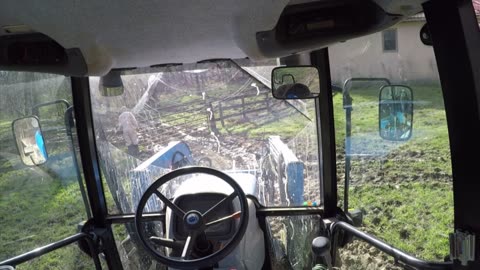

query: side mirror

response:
[99,70,124,96]
[379,85,414,141]
[271,66,320,99]
[12,116,48,166]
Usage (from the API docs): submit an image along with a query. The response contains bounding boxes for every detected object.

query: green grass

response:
[219,111,311,139]
[349,182,453,261]
[0,162,92,269]
[162,111,204,126]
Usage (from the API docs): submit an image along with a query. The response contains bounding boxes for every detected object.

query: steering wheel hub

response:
[184,211,204,229]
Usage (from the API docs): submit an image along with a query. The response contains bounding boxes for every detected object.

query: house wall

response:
[329,21,439,85]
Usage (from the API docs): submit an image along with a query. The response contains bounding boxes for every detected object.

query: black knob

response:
[312,236,331,257]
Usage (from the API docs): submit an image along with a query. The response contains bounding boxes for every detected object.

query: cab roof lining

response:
[0,0,426,76]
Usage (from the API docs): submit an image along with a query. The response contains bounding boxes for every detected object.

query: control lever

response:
[312,236,332,269]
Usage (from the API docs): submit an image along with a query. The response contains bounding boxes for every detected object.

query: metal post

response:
[310,49,338,218]
[65,106,92,218]
[341,78,390,213]
[71,77,123,270]
[242,97,246,119]
[344,97,352,213]
[423,0,480,268]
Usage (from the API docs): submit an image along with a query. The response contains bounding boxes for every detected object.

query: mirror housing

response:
[271,66,320,99]
[100,70,124,96]
[420,23,433,46]
[12,116,48,166]
[379,85,414,141]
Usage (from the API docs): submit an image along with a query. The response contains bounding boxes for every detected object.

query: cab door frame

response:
[424,0,480,268]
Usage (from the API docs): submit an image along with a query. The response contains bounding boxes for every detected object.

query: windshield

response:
[90,60,321,214]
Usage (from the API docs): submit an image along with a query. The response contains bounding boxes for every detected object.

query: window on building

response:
[382,28,397,52]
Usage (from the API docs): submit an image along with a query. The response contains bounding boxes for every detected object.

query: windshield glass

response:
[90,60,321,214]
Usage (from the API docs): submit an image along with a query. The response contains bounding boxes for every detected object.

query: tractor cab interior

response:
[1,0,480,269]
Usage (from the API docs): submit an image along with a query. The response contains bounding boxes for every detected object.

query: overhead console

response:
[0,33,87,76]
[256,0,403,57]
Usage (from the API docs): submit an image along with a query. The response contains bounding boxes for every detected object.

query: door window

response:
[0,71,92,269]
[330,22,453,269]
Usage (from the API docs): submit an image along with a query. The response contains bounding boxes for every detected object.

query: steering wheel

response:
[135,167,249,269]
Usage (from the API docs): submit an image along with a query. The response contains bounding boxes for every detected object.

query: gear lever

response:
[312,236,332,269]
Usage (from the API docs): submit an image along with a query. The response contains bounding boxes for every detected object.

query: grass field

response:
[0,154,94,269]
[349,182,453,260]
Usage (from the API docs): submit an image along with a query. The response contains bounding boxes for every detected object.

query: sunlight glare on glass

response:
[184,69,208,74]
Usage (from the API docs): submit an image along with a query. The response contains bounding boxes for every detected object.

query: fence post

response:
[219,102,226,129]
[265,92,272,113]
[208,103,219,134]
[242,97,247,119]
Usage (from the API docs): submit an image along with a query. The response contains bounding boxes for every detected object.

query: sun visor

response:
[0,33,87,76]
[255,0,403,58]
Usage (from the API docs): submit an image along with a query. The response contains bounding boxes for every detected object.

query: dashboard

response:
[172,193,236,240]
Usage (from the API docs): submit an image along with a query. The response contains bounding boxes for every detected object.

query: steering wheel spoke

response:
[150,236,184,250]
[181,231,198,259]
[153,189,185,218]
[205,211,242,227]
[203,192,238,222]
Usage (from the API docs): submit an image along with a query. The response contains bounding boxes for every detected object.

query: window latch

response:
[450,230,476,266]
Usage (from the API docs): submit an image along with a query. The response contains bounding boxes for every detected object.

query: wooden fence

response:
[210,91,271,132]
[138,91,273,135]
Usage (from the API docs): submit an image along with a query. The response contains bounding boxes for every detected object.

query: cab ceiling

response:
[0,0,425,75]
